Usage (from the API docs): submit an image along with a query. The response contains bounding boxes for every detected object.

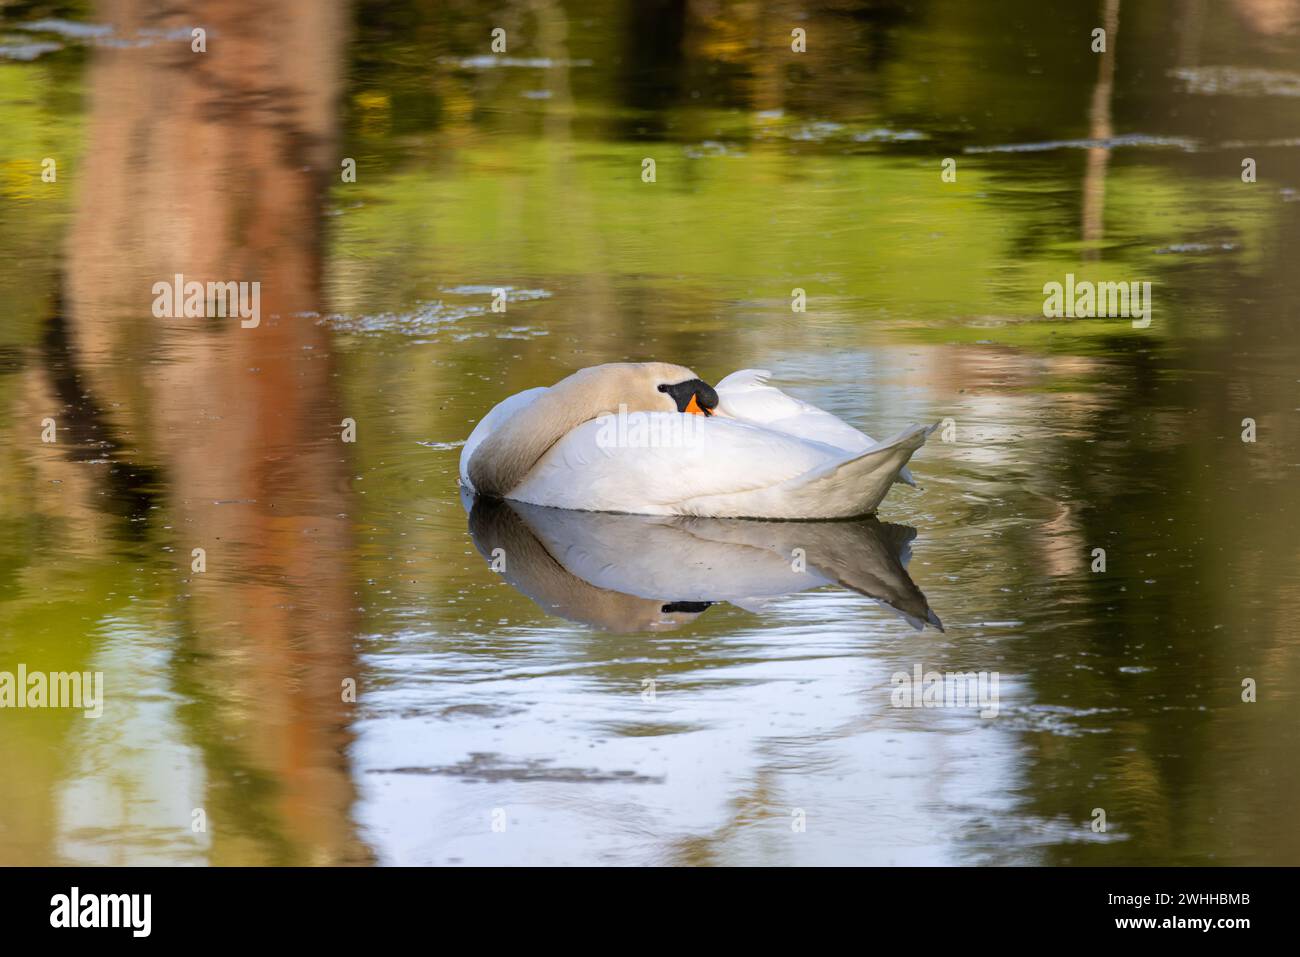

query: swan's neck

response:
[468,368,620,497]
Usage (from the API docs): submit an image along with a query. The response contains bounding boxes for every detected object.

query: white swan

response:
[458,362,934,519]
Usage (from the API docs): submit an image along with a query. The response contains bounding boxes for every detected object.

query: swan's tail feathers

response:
[894,421,941,489]
[776,422,935,519]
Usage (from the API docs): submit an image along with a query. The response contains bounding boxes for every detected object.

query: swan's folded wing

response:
[716,368,916,486]
[716,369,868,450]
[508,414,843,515]
[675,422,934,518]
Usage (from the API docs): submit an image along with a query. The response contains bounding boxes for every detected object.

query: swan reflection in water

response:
[464,491,942,633]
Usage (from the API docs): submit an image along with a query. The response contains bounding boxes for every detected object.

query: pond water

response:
[1,0,1299,865]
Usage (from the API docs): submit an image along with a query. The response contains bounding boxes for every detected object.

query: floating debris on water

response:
[320,288,550,336]
[965,134,1199,154]
[0,39,64,60]
[852,127,928,143]
[1170,66,1300,98]
[17,19,114,39]
[1155,242,1239,254]
[684,140,744,158]
[417,440,466,451]
[441,285,551,302]
[320,301,483,335]
[440,55,593,70]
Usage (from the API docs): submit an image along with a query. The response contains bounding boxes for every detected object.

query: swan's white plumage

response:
[715,369,917,487]
[459,369,931,518]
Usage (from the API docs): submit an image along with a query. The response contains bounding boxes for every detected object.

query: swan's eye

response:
[657,384,669,393]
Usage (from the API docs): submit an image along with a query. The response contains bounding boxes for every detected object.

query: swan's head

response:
[467,361,719,499]
[555,361,718,417]
[634,361,720,417]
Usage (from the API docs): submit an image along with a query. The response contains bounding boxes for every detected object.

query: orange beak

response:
[685,394,707,416]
